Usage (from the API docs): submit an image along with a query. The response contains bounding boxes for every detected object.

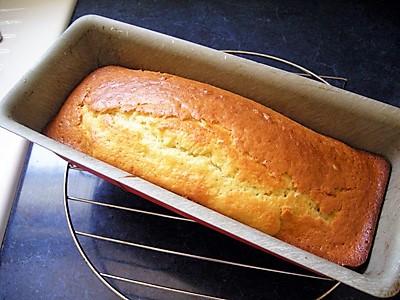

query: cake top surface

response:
[45,66,390,266]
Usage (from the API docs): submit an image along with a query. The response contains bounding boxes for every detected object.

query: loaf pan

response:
[0,15,399,298]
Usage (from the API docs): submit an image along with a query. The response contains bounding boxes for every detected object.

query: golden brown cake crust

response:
[44,66,390,266]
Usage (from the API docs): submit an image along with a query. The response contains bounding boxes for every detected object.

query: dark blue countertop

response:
[1,1,399,299]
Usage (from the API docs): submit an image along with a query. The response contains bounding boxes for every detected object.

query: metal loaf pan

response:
[1,15,399,298]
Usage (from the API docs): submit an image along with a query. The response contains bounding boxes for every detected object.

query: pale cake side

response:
[44,66,390,267]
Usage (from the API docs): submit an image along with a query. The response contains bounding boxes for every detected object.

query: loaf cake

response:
[44,65,390,267]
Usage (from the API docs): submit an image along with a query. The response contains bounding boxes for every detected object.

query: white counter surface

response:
[0,0,77,245]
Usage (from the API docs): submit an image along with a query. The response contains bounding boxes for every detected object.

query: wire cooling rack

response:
[63,53,348,299]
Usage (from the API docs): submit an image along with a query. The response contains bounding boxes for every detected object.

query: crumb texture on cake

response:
[44,66,390,267]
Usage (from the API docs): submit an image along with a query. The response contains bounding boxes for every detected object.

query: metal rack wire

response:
[64,164,343,300]
[63,53,348,299]
[222,50,347,88]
